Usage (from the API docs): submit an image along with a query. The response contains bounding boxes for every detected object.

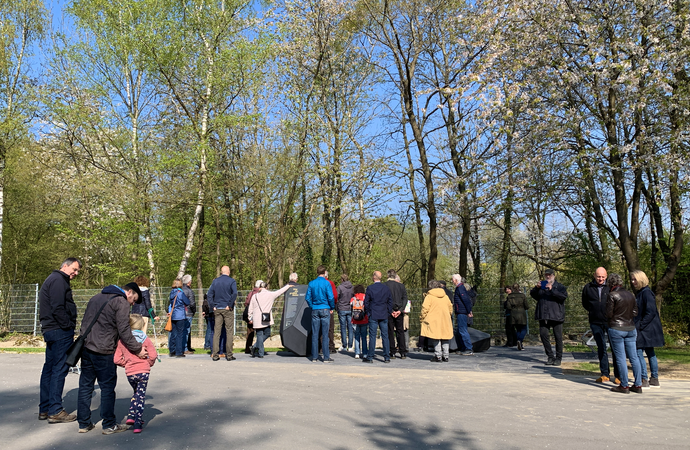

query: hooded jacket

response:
[336,281,354,311]
[420,288,454,340]
[80,285,143,355]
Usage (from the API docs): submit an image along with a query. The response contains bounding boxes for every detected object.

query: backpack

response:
[351,295,366,321]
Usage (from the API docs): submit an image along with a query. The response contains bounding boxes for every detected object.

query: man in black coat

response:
[38,257,81,423]
[530,268,568,366]
[77,283,147,434]
[363,271,393,363]
[581,267,619,383]
[384,269,408,359]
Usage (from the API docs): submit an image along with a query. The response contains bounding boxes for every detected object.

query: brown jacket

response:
[420,288,454,340]
[606,286,638,331]
[80,287,142,355]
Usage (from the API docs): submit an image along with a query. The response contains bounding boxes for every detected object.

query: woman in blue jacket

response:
[168,279,191,358]
[630,270,664,388]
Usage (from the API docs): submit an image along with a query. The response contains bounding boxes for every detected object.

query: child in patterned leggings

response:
[114,314,157,433]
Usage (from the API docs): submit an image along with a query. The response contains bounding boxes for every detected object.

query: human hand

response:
[468,312,473,318]
[225,306,230,310]
[154,316,160,321]
[213,307,217,311]
[137,348,148,359]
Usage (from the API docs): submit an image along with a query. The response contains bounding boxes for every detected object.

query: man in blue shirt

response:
[363,271,393,363]
[207,266,238,361]
[305,265,335,362]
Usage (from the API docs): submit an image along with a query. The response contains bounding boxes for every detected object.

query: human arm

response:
[551,284,568,303]
[419,297,430,322]
[228,278,238,309]
[581,286,591,311]
[115,299,144,357]
[49,278,73,329]
[638,289,657,330]
[327,282,336,310]
[207,283,216,310]
[305,284,313,308]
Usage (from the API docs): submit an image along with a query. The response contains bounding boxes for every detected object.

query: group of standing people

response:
[581,267,664,393]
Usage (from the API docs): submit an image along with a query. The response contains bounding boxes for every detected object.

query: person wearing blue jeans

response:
[336,275,355,350]
[606,273,642,394]
[39,328,74,418]
[582,267,619,382]
[305,265,336,362]
[631,270,664,388]
[362,271,393,363]
[254,326,271,357]
[452,274,474,355]
[338,311,353,349]
[77,349,118,429]
[353,323,368,357]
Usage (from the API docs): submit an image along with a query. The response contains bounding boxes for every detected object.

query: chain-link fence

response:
[4,284,590,343]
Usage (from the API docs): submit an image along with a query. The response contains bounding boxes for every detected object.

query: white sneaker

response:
[355,354,360,359]
[338,346,345,352]
[348,347,354,352]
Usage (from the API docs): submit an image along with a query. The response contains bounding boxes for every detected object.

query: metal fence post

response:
[33,283,39,336]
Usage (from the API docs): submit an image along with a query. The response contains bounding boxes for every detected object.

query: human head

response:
[607,273,624,288]
[428,280,443,289]
[182,274,192,286]
[289,272,298,283]
[387,269,397,280]
[511,283,521,293]
[316,265,327,276]
[354,284,365,294]
[372,271,382,282]
[172,279,183,289]
[451,274,464,286]
[221,266,230,276]
[129,314,145,331]
[395,275,401,282]
[255,280,266,289]
[134,275,150,287]
[544,269,555,282]
[341,273,349,282]
[504,286,512,294]
[60,258,82,280]
[594,267,607,286]
[123,282,141,305]
[630,270,649,290]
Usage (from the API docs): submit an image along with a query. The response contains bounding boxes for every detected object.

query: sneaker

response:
[430,356,442,362]
[545,357,555,365]
[354,354,360,359]
[184,350,194,354]
[554,358,562,366]
[78,423,95,433]
[389,354,397,360]
[362,358,373,363]
[338,346,345,352]
[348,347,354,352]
[611,385,630,394]
[175,354,186,358]
[226,355,236,361]
[442,356,449,362]
[38,412,49,421]
[212,355,220,361]
[641,379,650,389]
[48,410,77,423]
[649,377,660,388]
[102,424,130,435]
[517,341,523,351]
[323,358,334,363]
[461,351,474,356]
[595,375,610,383]
[630,386,644,394]
[133,421,143,433]
[311,359,318,363]
[126,418,135,425]
[383,359,391,363]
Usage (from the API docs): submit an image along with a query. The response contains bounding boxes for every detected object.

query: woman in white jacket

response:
[248,281,291,358]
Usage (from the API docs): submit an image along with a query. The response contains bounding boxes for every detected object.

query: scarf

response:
[132,330,147,343]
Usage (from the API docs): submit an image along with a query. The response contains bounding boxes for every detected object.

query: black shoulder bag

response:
[65,297,111,367]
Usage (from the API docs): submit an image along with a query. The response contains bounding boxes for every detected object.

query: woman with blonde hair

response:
[630,270,664,388]
[168,279,191,358]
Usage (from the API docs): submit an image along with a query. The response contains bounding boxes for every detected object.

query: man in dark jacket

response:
[77,283,147,434]
[38,258,81,423]
[582,267,618,383]
[363,271,393,363]
[336,274,354,352]
[453,275,474,356]
[207,266,238,361]
[385,269,408,359]
[531,268,568,366]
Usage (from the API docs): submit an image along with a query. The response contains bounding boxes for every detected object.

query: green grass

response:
[655,348,690,364]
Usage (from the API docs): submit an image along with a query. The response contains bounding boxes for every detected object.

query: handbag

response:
[164,292,180,332]
[65,296,111,367]
[254,294,270,324]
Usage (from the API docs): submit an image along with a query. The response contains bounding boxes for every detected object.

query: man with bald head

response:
[363,271,393,363]
[207,266,238,361]
[582,267,619,383]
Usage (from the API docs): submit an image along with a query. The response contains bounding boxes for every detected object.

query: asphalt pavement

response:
[2,345,688,449]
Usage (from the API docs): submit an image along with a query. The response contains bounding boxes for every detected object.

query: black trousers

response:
[388,313,406,355]
[539,320,563,359]
[505,315,517,346]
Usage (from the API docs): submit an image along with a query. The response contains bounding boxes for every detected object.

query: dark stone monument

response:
[280,285,311,356]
